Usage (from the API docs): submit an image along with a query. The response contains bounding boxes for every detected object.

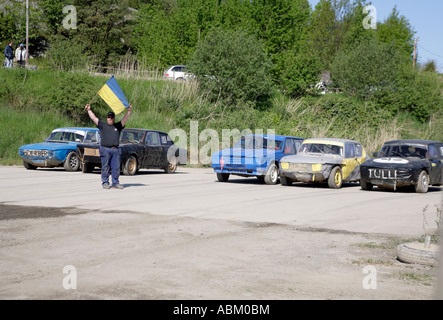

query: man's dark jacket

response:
[4,45,13,59]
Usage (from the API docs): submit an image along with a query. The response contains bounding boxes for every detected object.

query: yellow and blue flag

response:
[98,75,130,115]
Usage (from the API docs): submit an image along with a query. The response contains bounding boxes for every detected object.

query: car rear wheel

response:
[81,162,94,173]
[23,161,37,170]
[217,173,230,182]
[264,163,279,185]
[280,174,293,186]
[164,158,177,173]
[123,155,137,176]
[64,151,80,171]
[415,171,429,193]
[328,166,343,189]
[360,179,373,191]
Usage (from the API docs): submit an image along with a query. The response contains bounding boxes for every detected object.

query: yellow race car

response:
[279,138,367,189]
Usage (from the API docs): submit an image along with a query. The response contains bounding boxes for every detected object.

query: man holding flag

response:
[85,75,132,189]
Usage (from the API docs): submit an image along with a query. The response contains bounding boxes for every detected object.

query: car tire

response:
[256,176,265,183]
[360,179,373,191]
[82,162,94,173]
[328,166,343,189]
[123,155,137,176]
[415,171,429,193]
[64,151,80,171]
[217,173,230,182]
[280,174,292,186]
[264,163,279,185]
[23,161,37,170]
[396,242,439,266]
[164,158,177,174]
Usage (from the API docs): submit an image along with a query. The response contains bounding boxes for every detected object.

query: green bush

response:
[43,71,108,123]
[187,28,273,107]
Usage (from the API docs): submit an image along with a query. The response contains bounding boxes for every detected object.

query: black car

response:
[77,128,187,175]
[360,139,443,193]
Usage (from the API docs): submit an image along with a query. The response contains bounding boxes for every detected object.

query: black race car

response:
[360,139,443,193]
[77,128,187,175]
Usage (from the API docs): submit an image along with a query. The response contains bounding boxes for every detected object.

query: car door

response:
[144,132,163,167]
[428,143,443,184]
[342,142,363,181]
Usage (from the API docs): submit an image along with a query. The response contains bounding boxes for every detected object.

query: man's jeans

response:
[99,146,121,186]
[5,58,12,68]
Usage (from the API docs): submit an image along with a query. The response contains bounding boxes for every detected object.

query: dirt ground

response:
[0,204,441,301]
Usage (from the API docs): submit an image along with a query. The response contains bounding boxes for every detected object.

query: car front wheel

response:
[264,163,279,185]
[360,179,373,191]
[280,174,292,186]
[328,166,343,189]
[164,158,177,173]
[23,161,37,170]
[123,155,137,176]
[415,171,429,193]
[217,173,230,182]
[64,151,80,171]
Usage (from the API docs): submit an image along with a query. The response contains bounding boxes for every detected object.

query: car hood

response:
[19,141,76,151]
[280,153,343,165]
[214,148,278,159]
[361,157,426,168]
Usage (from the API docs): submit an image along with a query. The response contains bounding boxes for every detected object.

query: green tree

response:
[377,6,416,63]
[330,37,401,97]
[187,28,273,107]
[280,50,321,97]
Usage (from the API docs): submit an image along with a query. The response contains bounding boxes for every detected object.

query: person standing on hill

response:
[15,44,27,68]
[85,103,132,189]
[4,41,14,68]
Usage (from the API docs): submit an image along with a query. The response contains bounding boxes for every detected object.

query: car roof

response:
[384,139,442,146]
[123,128,169,135]
[243,134,303,140]
[52,127,99,132]
[303,138,360,144]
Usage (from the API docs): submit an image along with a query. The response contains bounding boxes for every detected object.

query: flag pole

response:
[89,91,100,105]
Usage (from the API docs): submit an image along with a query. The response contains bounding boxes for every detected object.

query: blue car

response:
[211,134,304,184]
[19,127,100,171]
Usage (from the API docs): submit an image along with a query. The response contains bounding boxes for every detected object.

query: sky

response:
[308,0,443,73]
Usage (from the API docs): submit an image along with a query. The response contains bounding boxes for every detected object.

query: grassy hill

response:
[1,67,442,165]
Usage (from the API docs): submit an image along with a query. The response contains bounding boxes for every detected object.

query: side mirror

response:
[372,152,379,158]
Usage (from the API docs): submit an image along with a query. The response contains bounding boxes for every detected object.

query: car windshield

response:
[47,131,85,142]
[300,143,343,155]
[120,130,145,144]
[234,137,283,150]
[382,145,427,159]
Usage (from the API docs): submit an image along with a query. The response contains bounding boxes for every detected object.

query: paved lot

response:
[1,165,442,300]
[1,165,442,237]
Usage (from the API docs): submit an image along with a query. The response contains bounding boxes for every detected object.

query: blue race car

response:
[211,134,304,184]
[19,127,100,171]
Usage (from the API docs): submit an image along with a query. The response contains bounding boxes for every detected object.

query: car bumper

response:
[212,165,268,177]
[360,167,417,188]
[280,162,331,182]
[20,156,63,167]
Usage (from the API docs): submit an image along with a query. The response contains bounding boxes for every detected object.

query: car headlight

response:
[281,162,289,170]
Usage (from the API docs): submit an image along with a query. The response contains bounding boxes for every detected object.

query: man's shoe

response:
[112,184,124,189]
[102,183,111,189]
